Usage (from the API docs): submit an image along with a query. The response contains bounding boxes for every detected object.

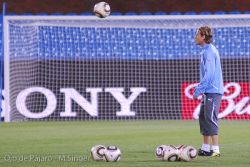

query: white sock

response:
[201,144,210,152]
[212,145,220,153]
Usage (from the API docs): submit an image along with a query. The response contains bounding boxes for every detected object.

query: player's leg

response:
[211,135,220,156]
[204,93,222,156]
[203,136,210,145]
[211,135,219,146]
[211,94,222,156]
[198,97,212,156]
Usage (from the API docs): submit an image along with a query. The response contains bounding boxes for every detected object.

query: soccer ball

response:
[93,2,111,18]
[155,145,168,161]
[175,145,186,161]
[90,145,106,161]
[179,146,197,162]
[103,146,121,162]
[163,145,179,162]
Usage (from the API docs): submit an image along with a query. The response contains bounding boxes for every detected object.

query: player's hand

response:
[193,94,204,100]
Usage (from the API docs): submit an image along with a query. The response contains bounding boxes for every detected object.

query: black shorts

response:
[199,93,222,136]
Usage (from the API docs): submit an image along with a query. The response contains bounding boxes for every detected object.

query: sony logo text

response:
[16,87,146,119]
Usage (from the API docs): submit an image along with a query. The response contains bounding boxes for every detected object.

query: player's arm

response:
[193,52,215,98]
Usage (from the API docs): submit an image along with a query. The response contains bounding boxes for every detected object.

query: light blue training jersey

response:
[194,43,224,97]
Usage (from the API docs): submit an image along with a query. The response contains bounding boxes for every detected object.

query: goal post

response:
[3,15,250,122]
[0,3,6,122]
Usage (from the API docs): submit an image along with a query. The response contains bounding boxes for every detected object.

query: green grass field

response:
[0,120,250,167]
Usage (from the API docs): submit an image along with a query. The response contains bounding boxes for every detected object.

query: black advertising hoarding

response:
[10,59,249,121]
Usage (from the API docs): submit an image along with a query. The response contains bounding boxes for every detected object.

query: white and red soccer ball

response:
[91,145,121,162]
[155,144,197,162]
[93,2,111,18]
[178,145,197,162]
[155,145,179,162]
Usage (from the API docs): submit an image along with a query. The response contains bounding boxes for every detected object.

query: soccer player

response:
[193,26,224,157]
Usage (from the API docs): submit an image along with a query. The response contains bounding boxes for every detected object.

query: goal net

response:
[3,15,250,122]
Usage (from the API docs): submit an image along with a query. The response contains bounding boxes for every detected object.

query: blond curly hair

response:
[198,26,213,44]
